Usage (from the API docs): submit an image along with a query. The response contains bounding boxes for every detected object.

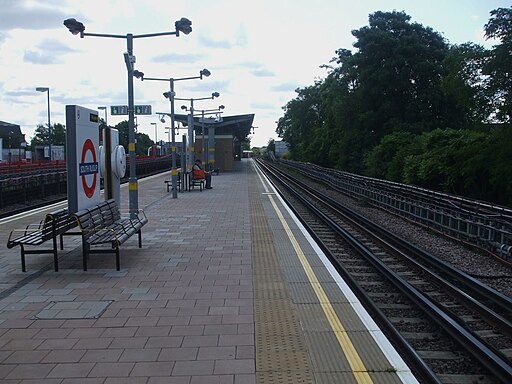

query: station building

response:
[175,113,254,171]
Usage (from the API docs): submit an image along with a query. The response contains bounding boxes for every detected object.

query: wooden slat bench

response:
[73,199,148,271]
[7,209,77,272]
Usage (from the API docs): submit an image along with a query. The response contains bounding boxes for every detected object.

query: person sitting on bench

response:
[192,159,212,189]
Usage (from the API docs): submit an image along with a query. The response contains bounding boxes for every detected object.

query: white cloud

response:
[0,0,506,146]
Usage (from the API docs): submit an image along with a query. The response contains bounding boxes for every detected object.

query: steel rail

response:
[257,158,512,383]
[255,159,441,384]
[282,161,512,313]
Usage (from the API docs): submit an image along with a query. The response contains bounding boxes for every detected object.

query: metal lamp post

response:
[97,106,108,126]
[164,126,171,154]
[178,92,220,173]
[150,122,158,145]
[35,87,52,161]
[190,106,224,170]
[137,69,210,198]
[63,17,192,214]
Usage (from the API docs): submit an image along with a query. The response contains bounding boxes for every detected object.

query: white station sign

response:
[66,105,100,213]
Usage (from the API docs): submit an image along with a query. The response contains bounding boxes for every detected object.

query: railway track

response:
[0,158,173,219]
[256,159,512,384]
[279,159,512,263]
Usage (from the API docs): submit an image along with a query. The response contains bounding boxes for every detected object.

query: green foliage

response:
[484,7,512,122]
[275,7,512,207]
[402,129,495,198]
[241,136,251,150]
[364,131,419,181]
[277,83,322,161]
[114,120,153,156]
[251,147,263,156]
[484,125,512,204]
[30,123,66,150]
[351,11,449,138]
[282,151,292,160]
[266,138,275,153]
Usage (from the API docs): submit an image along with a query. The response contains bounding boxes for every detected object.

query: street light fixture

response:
[164,126,171,154]
[150,122,158,145]
[198,106,225,166]
[63,17,191,214]
[177,92,221,172]
[180,104,224,169]
[35,87,52,161]
[97,106,108,126]
[137,69,211,198]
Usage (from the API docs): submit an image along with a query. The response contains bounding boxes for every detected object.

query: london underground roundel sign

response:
[79,138,99,198]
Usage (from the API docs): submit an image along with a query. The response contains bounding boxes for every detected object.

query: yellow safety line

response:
[256,167,373,383]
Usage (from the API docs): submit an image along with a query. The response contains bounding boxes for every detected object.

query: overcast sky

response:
[0,0,508,147]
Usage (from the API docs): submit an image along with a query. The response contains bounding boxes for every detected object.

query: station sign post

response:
[66,105,101,213]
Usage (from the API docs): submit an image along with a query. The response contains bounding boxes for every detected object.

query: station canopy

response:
[174,114,254,142]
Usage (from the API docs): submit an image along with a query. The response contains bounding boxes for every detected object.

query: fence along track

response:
[279,159,512,264]
[0,156,173,217]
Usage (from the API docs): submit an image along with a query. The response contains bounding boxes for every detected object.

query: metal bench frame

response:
[7,209,77,272]
[187,171,205,191]
[73,199,148,271]
[164,178,182,192]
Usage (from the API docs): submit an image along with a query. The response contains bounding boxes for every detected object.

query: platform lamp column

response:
[208,105,224,171]
[164,126,171,155]
[168,79,179,197]
[187,100,194,173]
[137,69,211,198]
[150,122,157,149]
[97,106,108,126]
[35,87,52,161]
[63,16,192,215]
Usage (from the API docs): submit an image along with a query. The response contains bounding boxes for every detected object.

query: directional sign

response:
[110,105,152,115]
[111,105,128,115]
[135,105,152,115]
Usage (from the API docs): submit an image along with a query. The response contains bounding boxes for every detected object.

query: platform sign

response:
[135,105,152,115]
[111,105,128,115]
[66,105,100,213]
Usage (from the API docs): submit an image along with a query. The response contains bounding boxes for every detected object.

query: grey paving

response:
[0,159,414,384]
[0,161,254,383]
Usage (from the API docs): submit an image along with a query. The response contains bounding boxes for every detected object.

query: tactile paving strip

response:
[250,178,314,384]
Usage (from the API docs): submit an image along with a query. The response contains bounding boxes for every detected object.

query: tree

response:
[363,131,420,181]
[484,6,512,122]
[266,138,275,154]
[402,129,490,196]
[276,83,322,160]
[251,147,263,156]
[242,136,251,150]
[441,43,491,127]
[30,123,66,150]
[350,11,449,140]
[114,120,152,156]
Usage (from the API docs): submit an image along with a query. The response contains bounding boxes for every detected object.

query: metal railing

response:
[0,156,174,214]
[281,160,512,262]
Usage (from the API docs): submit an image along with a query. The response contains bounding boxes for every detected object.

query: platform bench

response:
[164,178,182,192]
[187,171,205,191]
[73,199,148,271]
[7,209,77,272]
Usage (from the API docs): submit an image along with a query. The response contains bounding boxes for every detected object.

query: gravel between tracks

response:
[321,185,512,298]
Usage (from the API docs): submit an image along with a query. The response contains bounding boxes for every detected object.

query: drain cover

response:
[33,300,112,320]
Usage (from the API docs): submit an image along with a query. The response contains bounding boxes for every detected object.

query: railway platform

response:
[0,159,418,383]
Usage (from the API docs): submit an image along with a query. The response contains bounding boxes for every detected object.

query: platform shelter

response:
[175,113,254,171]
